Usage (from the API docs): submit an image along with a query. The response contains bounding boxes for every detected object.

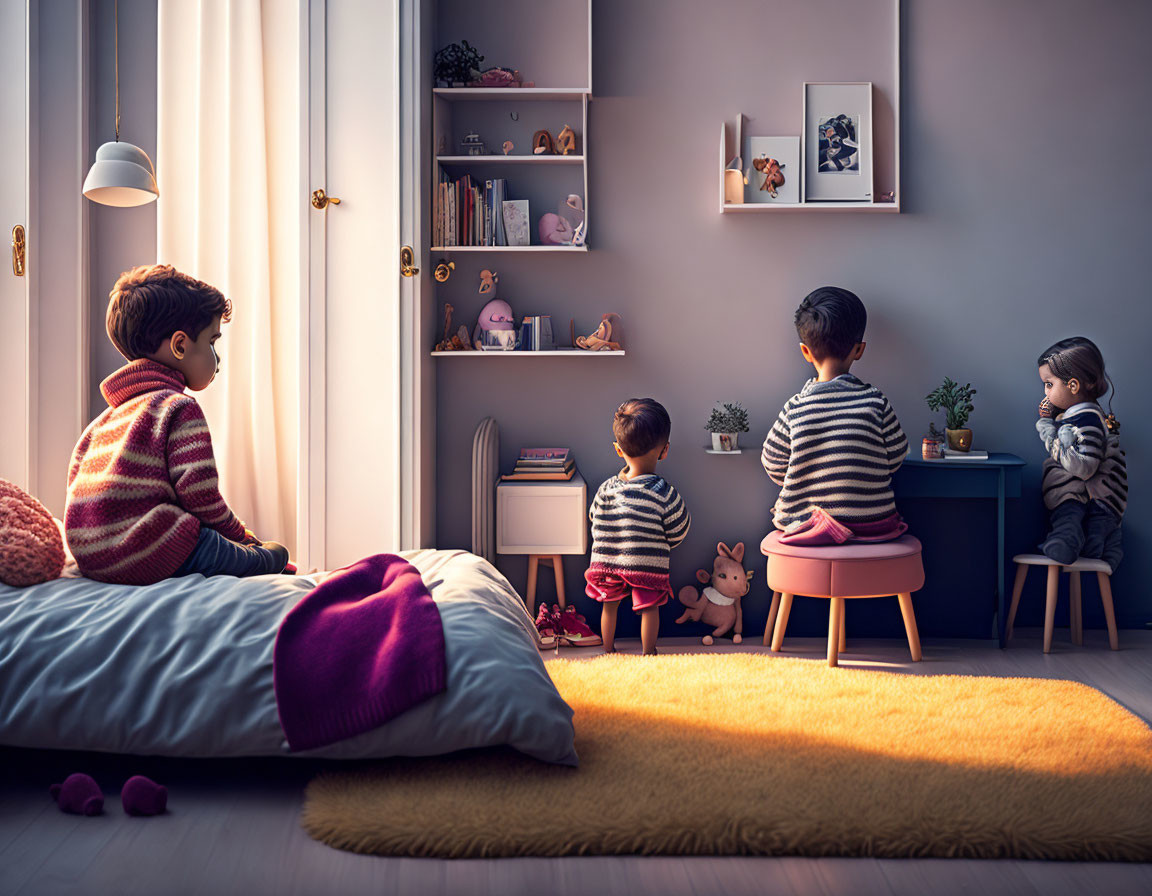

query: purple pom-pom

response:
[121,775,167,816]
[49,773,103,816]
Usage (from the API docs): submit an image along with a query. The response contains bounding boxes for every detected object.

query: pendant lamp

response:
[83,0,159,207]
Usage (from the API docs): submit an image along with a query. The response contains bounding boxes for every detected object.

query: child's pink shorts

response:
[584,567,671,611]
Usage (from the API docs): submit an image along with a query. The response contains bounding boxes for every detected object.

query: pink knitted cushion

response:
[0,478,66,586]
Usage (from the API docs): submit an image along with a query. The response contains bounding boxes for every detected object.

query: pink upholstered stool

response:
[760,531,925,667]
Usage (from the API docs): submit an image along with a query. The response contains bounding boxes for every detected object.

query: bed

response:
[0,548,577,765]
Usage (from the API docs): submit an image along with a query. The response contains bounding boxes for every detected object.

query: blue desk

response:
[893,454,1026,647]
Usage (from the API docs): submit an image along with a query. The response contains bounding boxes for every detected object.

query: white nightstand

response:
[496,472,588,614]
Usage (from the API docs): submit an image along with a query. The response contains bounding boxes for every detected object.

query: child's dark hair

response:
[613,398,671,458]
[794,286,867,360]
[1037,336,1119,431]
[106,264,232,361]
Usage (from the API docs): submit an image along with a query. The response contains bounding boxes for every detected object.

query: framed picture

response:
[743,136,801,204]
[802,82,873,202]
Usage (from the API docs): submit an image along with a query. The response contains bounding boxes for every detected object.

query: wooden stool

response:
[1006,554,1118,653]
[526,554,566,615]
[761,532,925,667]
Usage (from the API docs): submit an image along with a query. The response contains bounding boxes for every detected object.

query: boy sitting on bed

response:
[761,286,909,543]
[65,264,289,584]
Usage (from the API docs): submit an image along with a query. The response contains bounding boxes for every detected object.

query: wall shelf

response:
[430,245,588,253]
[721,202,900,214]
[437,155,584,165]
[432,349,624,358]
[433,88,591,102]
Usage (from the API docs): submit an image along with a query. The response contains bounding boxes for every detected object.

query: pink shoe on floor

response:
[555,604,603,647]
[533,603,560,650]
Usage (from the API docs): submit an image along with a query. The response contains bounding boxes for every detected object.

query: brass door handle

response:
[11,225,25,277]
[311,188,341,209]
[400,246,419,277]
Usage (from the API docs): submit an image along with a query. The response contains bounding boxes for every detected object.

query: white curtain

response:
[157,1,299,553]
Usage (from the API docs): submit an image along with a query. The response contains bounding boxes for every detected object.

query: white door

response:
[304,0,402,569]
[0,0,29,489]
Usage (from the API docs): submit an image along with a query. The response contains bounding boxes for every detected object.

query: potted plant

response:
[705,402,750,451]
[925,378,976,452]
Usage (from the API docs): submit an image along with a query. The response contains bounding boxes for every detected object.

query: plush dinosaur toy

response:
[675,541,753,645]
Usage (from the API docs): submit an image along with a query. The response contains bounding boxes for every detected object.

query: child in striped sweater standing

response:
[762,287,909,541]
[585,399,690,655]
[1036,337,1125,570]
[65,265,289,584]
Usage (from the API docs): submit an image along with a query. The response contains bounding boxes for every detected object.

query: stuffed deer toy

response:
[675,541,753,645]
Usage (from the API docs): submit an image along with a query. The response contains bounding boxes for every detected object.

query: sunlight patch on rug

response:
[302,654,1152,859]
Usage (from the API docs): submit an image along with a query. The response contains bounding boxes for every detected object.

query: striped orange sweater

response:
[65,359,246,584]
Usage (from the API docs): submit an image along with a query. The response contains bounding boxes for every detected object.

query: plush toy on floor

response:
[121,775,168,816]
[675,541,753,645]
[50,773,104,816]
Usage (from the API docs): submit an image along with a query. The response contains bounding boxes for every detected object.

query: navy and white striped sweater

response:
[762,374,908,529]
[1036,402,1127,518]
[588,471,690,579]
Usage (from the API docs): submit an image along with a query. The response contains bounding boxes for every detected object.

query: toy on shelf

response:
[559,194,584,230]
[435,303,472,352]
[532,129,555,154]
[460,133,486,155]
[468,66,533,88]
[574,313,623,351]
[434,40,484,87]
[675,542,753,645]
[751,156,785,198]
[555,124,577,155]
[538,212,573,245]
[502,140,514,155]
[472,272,518,351]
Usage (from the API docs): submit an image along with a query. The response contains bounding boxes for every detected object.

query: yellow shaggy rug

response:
[301,654,1152,859]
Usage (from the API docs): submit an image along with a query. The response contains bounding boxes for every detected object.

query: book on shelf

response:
[433,173,513,247]
[517,315,555,351]
[502,453,576,481]
[517,447,570,465]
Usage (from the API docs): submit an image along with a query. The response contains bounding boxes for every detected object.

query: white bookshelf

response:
[432,349,624,358]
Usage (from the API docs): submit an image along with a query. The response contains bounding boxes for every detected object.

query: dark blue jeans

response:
[173,527,287,578]
[1041,499,1123,571]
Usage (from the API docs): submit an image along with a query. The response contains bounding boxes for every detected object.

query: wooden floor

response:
[4,629,1152,896]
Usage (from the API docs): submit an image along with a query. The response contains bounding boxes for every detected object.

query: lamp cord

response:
[114,0,120,141]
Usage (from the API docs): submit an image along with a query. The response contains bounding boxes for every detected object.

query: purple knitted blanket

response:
[273,554,447,752]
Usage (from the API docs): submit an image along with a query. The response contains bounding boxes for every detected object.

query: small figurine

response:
[468,66,526,88]
[751,156,786,198]
[570,220,586,248]
[435,303,471,351]
[531,129,555,154]
[559,194,584,230]
[473,298,518,350]
[675,542,752,645]
[502,140,514,155]
[575,313,622,351]
[479,269,498,294]
[555,124,576,155]
[460,132,486,156]
[538,212,573,245]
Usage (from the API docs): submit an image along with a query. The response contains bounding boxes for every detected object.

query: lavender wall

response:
[435,0,1150,638]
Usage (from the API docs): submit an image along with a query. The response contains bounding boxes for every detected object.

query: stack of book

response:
[434,174,511,247]
[518,316,555,351]
[501,448,576,481]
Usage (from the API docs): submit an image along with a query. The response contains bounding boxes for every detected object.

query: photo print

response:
[817,114,859,173]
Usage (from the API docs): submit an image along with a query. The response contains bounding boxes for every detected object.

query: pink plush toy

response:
[675,542,753,645]
[0,478,66,587]
[122,775,168,816]
[538,212,573,245]
[50,773,104,816]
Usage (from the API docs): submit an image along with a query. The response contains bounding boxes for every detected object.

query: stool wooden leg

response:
[526,555,540,616]
[763,592,781,646]
[897,593,922,662]
[1070,571,1083,646]
[838,600,846,654]
[1043,565,1059,654]
[1097,572,1119,651]
[827,598,843,667]
[552,555,566,608]
[1006,564,1028,641]
[770,593,793,652]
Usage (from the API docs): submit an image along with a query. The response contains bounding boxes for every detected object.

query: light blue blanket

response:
[0,549,576,765]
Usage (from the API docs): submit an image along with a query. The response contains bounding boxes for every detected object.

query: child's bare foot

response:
[643,647,658,656]
[603,645,616,654]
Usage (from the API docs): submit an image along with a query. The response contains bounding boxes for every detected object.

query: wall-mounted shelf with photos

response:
[718,0,901,214]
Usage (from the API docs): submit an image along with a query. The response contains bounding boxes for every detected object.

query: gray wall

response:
[87,0,157,415]
[435,0,1150,638]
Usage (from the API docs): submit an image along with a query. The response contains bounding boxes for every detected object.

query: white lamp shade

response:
[83,141,159,207]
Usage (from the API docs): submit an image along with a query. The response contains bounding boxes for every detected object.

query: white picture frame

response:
[802,82,873,202]
[743,136,801,204]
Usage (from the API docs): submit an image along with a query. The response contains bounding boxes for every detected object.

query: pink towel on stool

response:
[274,553,446,752]
[780,507,908,546]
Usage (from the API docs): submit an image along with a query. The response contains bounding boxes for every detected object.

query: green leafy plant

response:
[705,402,750,434]
[924,422,944,441]
[925,378,977,430]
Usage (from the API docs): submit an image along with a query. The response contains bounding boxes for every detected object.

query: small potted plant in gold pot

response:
[925,378,976,452]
